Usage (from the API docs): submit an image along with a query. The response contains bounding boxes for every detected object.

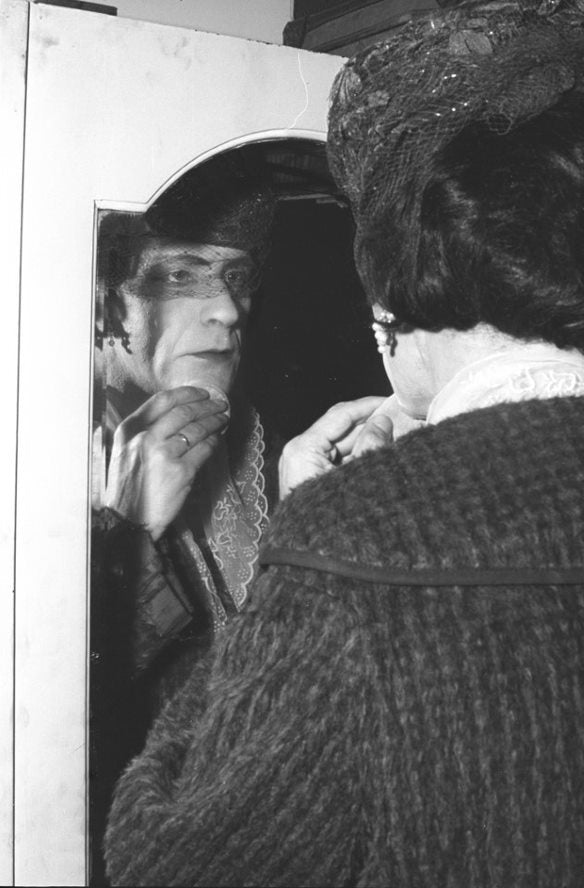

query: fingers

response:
[351,395,428,455]
[277,396,388,499]
[119,387,210,437]
[156,397,228,442]
[118,387,229,443]
[165,411,229,459]
[278,438,333,499]
[106,388,232,540]
[352,412,395,458]
[301,396,387,451]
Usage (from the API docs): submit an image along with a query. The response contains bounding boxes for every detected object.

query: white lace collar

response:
[94,396,268,619]
[426,341,584,425]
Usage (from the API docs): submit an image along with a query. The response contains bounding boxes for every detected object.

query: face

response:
[372,304,433,419]
[107,240,258,404]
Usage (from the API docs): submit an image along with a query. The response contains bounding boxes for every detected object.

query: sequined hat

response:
[327,0,584,302]
[98,148,276,287]
[145,149,275,264]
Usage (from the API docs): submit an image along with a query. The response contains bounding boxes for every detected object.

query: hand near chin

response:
[104,386,229,541]
[351,394,426,458]
[278,396,386,498]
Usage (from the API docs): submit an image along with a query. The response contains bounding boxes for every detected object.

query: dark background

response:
[243,197,389,441]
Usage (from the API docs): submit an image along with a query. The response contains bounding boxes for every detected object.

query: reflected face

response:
[108,240,258,401]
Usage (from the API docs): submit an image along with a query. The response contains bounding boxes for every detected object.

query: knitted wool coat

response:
[104,396,584,888]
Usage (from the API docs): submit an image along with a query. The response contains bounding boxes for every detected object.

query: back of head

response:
[327,0,584,351]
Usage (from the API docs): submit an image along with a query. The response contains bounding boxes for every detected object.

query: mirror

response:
[89,138,387,885]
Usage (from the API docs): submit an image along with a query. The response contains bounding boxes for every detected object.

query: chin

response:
[166,366,237,397]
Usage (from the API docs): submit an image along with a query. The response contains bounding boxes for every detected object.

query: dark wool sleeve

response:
[104,565,375,888]
[91,508,196,680]
[104,398,584,888]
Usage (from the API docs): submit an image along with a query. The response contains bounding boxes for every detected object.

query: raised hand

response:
[351,394,426,458]
[278,396,386,498]
[105,386,229,540]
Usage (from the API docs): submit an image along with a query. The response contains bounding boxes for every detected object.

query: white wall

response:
[87,0,292,43]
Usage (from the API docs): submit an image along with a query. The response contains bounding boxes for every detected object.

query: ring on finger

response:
[175,432,190,449]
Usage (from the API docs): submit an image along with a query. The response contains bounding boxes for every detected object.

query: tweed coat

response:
[105,395,584,888]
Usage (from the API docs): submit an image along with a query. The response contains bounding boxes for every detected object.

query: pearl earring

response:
[371,309,398,354]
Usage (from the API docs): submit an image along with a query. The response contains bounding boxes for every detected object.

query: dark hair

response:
[96,213,150,290]
[357,90,584,351]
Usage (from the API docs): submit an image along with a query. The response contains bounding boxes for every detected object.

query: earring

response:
[371,309,399,355]
[104,289,132,353]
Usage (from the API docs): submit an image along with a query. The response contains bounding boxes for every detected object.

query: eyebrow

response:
[150,254,253,268]
[161,254,212,267]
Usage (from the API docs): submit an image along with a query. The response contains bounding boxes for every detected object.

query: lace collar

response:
[185,406,268,612]
[94,396,269,622]
[426,341,584,426]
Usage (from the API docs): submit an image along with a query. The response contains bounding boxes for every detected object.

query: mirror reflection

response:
[89,139,387,885]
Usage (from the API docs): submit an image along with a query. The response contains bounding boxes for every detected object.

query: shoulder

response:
[263,396,584,572]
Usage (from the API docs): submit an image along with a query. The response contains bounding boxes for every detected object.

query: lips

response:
[183,350,235,359]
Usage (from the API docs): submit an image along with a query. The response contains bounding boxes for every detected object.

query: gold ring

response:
[176,432,190,448]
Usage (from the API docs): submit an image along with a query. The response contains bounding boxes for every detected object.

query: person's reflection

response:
[90,155,276,883]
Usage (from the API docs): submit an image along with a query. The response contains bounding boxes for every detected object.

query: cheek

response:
[181,299,206,328]
[129,301,165,358]
[382,338,426,415]
[156,300,206,347]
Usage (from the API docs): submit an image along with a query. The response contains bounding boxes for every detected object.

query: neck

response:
[420,324,528,403]
[423,330,584,424]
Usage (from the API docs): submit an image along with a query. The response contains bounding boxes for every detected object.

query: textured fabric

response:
[91,404,273,885]
[144,151,275,268]
[327,0,584,211]
[427,340,584,424]
[92,402,268,675]
[260,545,584,586]
[326,0,584,318]
[97,150,276,287]
[105,396,584,888]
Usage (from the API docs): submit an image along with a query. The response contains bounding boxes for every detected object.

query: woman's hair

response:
[327,0,584,350]
[357,90,584,350]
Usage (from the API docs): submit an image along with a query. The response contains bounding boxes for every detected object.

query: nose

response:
[201,284,241,329]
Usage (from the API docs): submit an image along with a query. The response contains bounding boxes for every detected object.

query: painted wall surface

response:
[15,4,342,882]
[0,1,27,883]
[87,0,292,43]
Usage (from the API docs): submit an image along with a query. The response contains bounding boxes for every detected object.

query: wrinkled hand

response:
[105,386,229,540]
[278,396,387,498]
[351,394,427,458]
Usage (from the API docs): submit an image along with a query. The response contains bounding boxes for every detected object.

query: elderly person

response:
[93,154,276,670]
[90,153,276,882]
[104,2,584,886]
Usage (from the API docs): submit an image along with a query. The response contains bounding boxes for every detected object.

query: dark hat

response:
[145,148,275,264]
[327,0,584,215]
[325,0,584,314]
[98,149,276,287]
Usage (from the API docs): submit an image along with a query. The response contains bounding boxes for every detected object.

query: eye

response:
[139,262,198,300]
[145,262,195,285]
[166,268,193,284]
[224,266,259,296]
[224,268,249,286]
